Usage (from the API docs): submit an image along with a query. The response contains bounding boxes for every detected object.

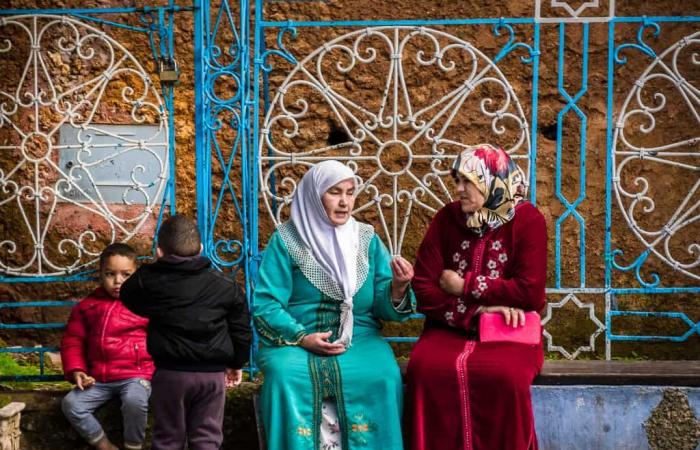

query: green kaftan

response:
[253,221,414,450]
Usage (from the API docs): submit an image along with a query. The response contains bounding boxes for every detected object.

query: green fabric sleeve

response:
[252,232,307,346]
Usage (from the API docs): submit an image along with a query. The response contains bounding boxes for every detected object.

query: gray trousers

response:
[150,369,226,450]
[62,377,151,450]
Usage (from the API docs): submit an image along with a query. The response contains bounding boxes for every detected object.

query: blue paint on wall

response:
[532,386,700,450]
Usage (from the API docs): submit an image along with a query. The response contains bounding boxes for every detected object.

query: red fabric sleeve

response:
[414,207,479,329]
[464,207,547,311]
[60,303,88,381]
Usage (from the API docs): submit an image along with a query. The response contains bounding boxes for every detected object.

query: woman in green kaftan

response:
[253,160,415,450]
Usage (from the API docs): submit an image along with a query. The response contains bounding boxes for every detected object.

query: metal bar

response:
[553,22,590,289]
[0,323,67,330]
[609,335,697,343]
[260,18,536,28]
[608,311,700,343]
[0,301,77,329]
[0,301,77,308]
[529,22,540,205]
[545,288,700,294]
[71,14,150,33]
[0,344,64,382]
[0,375,64,382]
[257,16,700,29]
[251,0,263,277]
[0,6,194,15]
[239,0,255,380]
[248,0,268,376]
[0,346,59,353]
[0,274,97,283]
[166,92,178,212]
[610,287,700,294]
[194,0,210,256]
[611,16,700,23]
[604,18,616,360]
[384,337,419,343]
[261,27,278,213]
[546,288,607,294]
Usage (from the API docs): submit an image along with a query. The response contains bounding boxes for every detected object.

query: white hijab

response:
[290,160,359,347]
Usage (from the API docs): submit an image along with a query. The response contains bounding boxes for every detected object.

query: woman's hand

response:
[478,305,526,327]
[300,331,346,356]
[439,270,464,297]
[390,257,414,300]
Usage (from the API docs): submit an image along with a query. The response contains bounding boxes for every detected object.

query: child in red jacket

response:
[61,243,155,450]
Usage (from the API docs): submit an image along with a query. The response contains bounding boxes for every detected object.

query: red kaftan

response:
[407,201,547,450]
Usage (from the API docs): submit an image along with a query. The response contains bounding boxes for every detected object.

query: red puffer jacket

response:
[60,288,155,383]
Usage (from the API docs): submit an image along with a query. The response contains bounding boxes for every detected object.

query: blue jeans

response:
[62,377,151,449]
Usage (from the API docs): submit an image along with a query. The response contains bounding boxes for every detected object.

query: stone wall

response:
[3,383,699,450]
[1,383,260,450]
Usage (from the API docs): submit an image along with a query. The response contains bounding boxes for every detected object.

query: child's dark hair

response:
[157,215,201,257]
[99,243,138,267]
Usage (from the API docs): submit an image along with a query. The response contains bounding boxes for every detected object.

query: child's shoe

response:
[94,436,119,450]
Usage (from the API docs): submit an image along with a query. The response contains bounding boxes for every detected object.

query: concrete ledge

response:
[0,402,24,419]
[0,401,25,450]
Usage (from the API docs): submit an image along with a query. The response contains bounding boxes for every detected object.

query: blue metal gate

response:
[0,2,187,380]
[226,0,699,364]
[0,1,698,381]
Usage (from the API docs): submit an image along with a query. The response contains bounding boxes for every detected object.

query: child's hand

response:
[225,368,242,389]
[73,371,96,390]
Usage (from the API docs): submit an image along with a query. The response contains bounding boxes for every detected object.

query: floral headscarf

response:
[451,144,527,235]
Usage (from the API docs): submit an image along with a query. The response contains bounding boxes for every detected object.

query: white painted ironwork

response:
[0,15,169,276]
[259,26,531,255]
[551,0,600,18]
[541,293,606,359]
[612,31,700,282]
[536,0,615,23]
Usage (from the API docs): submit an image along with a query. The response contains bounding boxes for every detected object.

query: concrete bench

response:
[395,359,700,386]
[533,360,700,387]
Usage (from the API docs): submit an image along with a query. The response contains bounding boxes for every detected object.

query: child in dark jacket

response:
[120,215,252,450]
[61,243,155,450]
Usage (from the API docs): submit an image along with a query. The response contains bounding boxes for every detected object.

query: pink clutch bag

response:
[479,311,542,344]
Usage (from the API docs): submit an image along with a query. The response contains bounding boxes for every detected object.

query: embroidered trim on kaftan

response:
[456,340,477,450]
[253,316,306,346]
[278,221,373,302]
[309,293,349,450]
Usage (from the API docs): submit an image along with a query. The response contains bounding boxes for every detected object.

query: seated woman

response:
[253,160,415,450]
[407,144,547,450]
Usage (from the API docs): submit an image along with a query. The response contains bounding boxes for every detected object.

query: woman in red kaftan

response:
[407,144,547,450]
